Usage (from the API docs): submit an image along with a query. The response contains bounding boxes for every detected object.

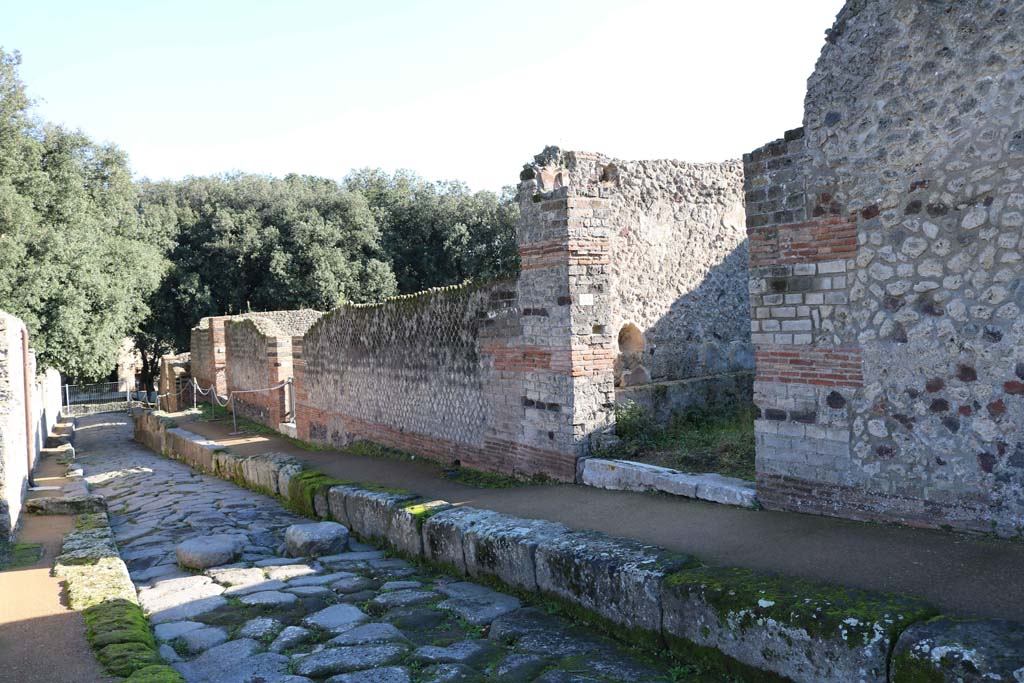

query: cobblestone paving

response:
[75,416,683,683]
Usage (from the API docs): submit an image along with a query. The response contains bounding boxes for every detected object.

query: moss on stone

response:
[891,650,946,683]
[664,565,938,648]
[96,641,163,677]
[123,664,186,683]
[0,541,42,570]
[75,512,110,531]
[84,599,154,649]
[286,469,351,518]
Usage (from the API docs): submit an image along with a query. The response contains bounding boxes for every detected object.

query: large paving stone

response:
[176,625,228,654]
[154,620,205,642]
[303,603,369,631]
[266,563,320,581]
[205,566,264,586]
[239,590,298,606]
[368,589,438,613]
[892,617,1024,682]
[328,622,407,646]
[436,582,520,626]
[172,637,290,682]
[325,667,411,683]
[239,616,282,640]
[411,640,498,668]
[175,534,243,569]
[419,663,481,682]
[269,625,313,653]
[285,521,350,557]
[293,644,409,677]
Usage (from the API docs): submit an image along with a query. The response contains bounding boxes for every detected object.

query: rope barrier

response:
[148,375,293,434]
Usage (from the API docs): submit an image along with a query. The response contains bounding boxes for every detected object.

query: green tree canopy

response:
[343,168,519,294]
[0,48,165,380]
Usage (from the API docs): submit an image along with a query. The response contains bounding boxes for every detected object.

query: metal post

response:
[288,377,295,423]
[231,394,239,434]
[192,379,197,410]
[64,384,71,412]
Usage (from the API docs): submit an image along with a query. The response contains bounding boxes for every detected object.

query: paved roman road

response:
[75,415,694,683]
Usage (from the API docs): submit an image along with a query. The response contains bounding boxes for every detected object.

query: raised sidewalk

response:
[176,414,1024,622]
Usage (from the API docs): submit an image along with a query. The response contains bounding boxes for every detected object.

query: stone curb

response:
[132,408,1024,683]
[581,458,759,508]
[52,459,183,681]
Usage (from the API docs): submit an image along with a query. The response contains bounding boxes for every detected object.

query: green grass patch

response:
[196,402,230,421]
[598,402,757,481]
[0,541,42,571]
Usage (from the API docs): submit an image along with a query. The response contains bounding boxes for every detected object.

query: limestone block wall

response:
[556,153,753,421]
[224,310,321,428]
[0,311,61,539]
[746,0,1024,535]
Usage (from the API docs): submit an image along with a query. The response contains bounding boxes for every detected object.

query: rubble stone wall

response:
[747,0,1024,534]
[583,155,753,420]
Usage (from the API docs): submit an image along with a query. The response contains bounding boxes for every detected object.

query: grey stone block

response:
[339,488,418,544]
[422,507,504,575]
[661,565,937,683]
[387,500,451,558]
[327,485,364,527]
[534,530,690,633]
[461,513,571,591]
[892,617,1024,683]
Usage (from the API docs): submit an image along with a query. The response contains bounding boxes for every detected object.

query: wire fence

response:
[63,381,135,416]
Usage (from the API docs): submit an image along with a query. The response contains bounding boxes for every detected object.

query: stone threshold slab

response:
[580,457,758,508]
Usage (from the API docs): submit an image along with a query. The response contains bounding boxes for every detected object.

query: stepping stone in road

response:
[285,521,350,558]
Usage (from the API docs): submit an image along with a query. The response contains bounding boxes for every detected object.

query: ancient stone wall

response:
[224,311,321,427]
[0,311,62,538]
[746,0,1024,534]
[157,353,191,413]
[189,148,753,481]
[566,154,753,421]
[190,309,322,405]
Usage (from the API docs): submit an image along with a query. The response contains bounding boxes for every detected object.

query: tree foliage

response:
[0,47,520,386]
[0,48,165,380]
[344,168,519,294]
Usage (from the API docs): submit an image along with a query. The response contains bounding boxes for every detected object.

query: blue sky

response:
[8,1,845,191]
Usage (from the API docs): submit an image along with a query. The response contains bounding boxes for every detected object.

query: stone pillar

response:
[513,147,617,477]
